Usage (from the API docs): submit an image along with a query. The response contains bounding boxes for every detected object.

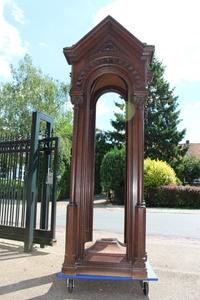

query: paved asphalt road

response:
[94,207,200,239]
[56,203,200,239]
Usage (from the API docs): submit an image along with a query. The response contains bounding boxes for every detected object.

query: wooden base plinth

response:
[62,238,147,279]
[85,238,126,263]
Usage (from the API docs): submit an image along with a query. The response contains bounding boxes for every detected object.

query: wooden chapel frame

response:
[62,16,154,278]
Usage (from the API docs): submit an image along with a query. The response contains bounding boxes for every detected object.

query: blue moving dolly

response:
[56,262,158,296]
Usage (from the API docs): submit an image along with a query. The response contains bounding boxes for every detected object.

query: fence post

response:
[39,121,53,237]
[24,112,40,252]
[51,137,60,240]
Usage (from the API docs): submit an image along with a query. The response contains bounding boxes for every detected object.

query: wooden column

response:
[125,92,147,267]
[83,103,96,243]
[133,94,147,270]
[62,94,84,273]
[125,95,135,262]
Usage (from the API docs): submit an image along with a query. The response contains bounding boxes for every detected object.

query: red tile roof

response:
[185,143,200,159]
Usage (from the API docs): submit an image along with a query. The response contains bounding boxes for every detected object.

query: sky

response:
[0,0,200,142]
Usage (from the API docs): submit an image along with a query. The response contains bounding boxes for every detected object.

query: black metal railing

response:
[0,137,30,228]
[0,112,60,251]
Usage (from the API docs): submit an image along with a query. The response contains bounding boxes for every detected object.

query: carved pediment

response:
[64,16,154,65]
[97,39,120,53]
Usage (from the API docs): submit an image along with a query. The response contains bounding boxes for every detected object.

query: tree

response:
[55,112,73,199]
[176,156,200,184]
[109,100,126,148]
[95,129,113,194]
[145,58,187,165]
[109,57,187,166]
[0,54,73,200]
[100,147,125,204]
[0,54,68,135]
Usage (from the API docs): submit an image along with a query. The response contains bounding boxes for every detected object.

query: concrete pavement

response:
[0,202,200,299]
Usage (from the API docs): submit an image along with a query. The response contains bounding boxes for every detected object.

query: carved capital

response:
[70,93,84,107]
[132,93,147,110]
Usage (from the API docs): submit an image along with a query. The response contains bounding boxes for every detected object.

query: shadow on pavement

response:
[0,240,49,261]
[0,274,55,297]
[0,273,150,300]
[29,278,150,300]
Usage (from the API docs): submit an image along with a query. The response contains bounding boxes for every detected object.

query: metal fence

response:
[0,112,60,251]
[0,136,30,228]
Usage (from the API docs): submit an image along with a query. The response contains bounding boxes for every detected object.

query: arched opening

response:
[84,71,130,249]
[92,91,126,243]
[88,72,128,104]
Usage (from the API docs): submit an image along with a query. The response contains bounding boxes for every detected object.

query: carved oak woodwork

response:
[62,16,154,278]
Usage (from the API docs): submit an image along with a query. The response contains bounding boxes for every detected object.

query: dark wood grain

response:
[62,15,154,279]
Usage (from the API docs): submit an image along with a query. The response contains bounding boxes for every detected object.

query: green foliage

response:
[0,54,73,200]
[108,58,187,166]
[55,112,73,200]
[95,129,113,194]
[145,57,187,166]
[55,112,72,166]
[146,185,200,208]
[144,158,178,193]
[0,179,23,188]
[101,151,178,205]
[109,100,126,148]
[57,162,71,200]
[100,148,125,204]
[0,54,68,135]
[97,58,187,200]
[176,156,200,184]
[95,98,125,195]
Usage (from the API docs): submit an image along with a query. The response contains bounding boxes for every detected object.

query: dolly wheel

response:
[66,278,74,293]
[142,281,149,296]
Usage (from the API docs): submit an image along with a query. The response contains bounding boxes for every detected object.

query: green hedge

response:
[146,185,200,208]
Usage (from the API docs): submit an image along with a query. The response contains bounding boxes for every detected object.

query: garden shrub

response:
[100,147,125,205]
[146,185,200,208]
[144,158,178,194]
[101,154,179,205]
[176,155,200,184]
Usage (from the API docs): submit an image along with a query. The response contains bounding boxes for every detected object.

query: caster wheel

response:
[142,281,149,296]
[66,278,74,293]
